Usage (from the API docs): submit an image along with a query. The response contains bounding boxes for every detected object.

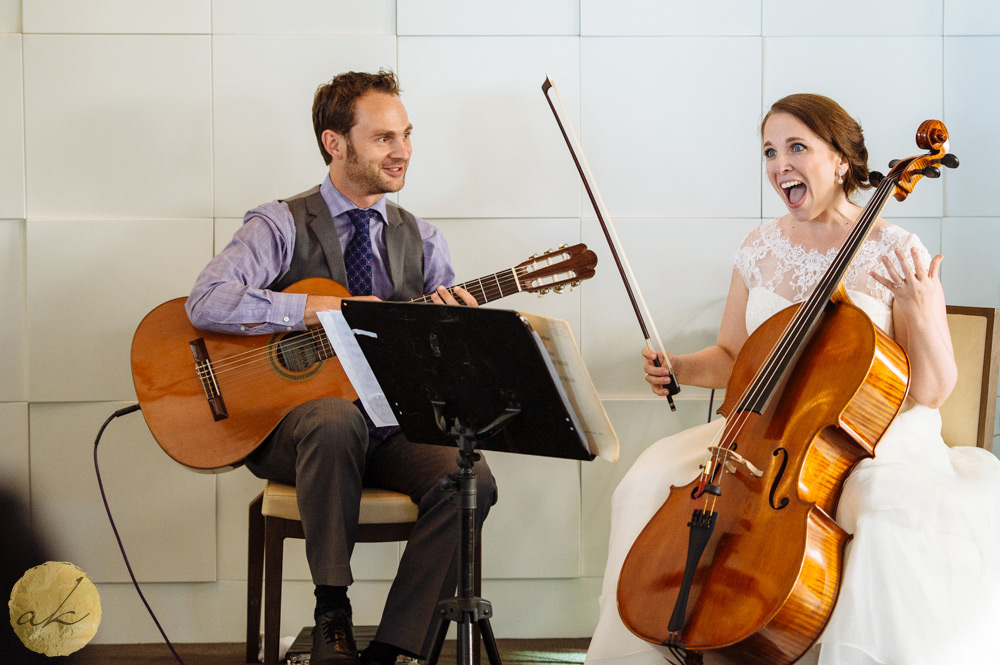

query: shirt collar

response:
[320,175,387,223]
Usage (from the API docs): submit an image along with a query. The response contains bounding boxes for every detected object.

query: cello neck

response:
[735,173,901,415]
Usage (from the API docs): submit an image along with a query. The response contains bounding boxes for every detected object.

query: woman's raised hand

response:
[871,246,944,316]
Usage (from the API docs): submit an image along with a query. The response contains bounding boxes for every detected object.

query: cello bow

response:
[542,75,681,411]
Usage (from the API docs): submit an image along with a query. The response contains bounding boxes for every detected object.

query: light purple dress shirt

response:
[186,177,455,334]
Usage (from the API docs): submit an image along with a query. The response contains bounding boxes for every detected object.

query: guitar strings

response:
[204,252,584,375]
[192,264,562,386]
[200,268,523,377]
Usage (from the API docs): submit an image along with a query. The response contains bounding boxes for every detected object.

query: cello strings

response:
[698,173,898,512]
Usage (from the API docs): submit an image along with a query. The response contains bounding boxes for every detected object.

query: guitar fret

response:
[473,277,486,304]
[499,269,516,298]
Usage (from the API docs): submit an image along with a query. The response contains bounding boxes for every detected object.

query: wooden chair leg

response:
[264,516,287,665]
[247,492,265,664]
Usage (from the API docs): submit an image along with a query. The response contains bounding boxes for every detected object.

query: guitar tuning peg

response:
[528,253,537,260]
[545,248,553,254]
[537,288,550,297]
[553,285,565,294]
[558,243,568,249]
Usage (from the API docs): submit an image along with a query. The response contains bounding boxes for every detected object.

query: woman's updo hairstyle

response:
[762,93,872,198]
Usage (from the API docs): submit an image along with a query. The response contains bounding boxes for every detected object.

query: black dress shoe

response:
[312,608,361,665]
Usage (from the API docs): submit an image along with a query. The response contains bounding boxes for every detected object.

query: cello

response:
[615,120,958,665]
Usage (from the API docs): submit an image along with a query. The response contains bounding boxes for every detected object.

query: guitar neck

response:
[408,268,521,305]
[309,267,524,362]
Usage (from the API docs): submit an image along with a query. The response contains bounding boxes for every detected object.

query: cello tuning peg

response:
[888,159,900,168]
[869,171,885,187]
[921,166,941,178]
[941,153,960,169]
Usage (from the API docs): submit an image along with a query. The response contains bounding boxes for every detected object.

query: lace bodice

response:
[735,219,931,337]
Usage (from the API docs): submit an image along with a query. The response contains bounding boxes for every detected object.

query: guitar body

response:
[131,278,357,470]
[131,246,598,470]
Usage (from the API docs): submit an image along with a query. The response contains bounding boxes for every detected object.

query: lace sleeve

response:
[734,224,765,289]
[848,225,932,306]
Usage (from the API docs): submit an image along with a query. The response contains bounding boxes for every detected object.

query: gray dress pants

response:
[245,396,498,656]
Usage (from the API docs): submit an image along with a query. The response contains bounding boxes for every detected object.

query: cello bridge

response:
[706,446,764,478]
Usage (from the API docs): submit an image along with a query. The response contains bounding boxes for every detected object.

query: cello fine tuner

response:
[706,446,764,478]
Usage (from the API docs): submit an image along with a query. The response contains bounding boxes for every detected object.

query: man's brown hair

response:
[312,69,400,165]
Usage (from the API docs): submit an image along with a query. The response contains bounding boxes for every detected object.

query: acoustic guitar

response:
[131,244,598,470]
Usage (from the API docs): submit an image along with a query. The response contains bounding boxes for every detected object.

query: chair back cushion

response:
[940,307,998,449]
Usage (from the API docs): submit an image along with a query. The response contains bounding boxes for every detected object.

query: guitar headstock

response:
[877,120,959,202]
[515,243,598,295]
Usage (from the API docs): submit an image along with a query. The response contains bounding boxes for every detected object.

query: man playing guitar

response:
[185,69,498,665]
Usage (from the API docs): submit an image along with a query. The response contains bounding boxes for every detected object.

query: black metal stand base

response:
[424,411,515,665]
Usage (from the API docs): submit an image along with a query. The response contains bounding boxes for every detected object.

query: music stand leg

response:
[425,429,502,665]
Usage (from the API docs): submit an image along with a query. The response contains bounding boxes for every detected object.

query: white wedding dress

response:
[586,220,1000,665]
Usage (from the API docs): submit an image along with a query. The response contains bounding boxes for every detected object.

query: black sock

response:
[314,585,351,618]
[361,640,419,665]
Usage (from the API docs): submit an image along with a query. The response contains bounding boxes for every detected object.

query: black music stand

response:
[340,301,596,665]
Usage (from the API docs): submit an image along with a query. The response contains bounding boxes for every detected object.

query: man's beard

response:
[345,138,407,195]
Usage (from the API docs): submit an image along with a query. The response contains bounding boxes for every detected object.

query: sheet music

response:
[519,312,620,462]
[317,310,399,427]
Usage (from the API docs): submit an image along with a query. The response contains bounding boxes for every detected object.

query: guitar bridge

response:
[190,338,228,421]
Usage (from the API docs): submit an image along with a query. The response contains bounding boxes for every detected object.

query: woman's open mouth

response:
[781,180,806,206]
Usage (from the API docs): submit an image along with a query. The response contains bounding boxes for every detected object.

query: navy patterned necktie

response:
[343,207,398,442]
[344,208,376,296]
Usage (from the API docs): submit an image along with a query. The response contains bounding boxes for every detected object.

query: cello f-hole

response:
[769,448,790,510]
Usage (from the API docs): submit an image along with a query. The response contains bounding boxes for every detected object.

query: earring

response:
[837,170,845,185]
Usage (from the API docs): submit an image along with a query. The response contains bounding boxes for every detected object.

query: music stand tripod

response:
[423,403,519,665]
[340,301,598,665]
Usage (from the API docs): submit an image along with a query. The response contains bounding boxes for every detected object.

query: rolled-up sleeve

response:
[186,202,308,334]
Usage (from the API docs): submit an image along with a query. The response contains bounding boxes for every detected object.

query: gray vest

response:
[267,185,425,300]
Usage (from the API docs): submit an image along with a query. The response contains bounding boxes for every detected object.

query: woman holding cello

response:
[586,94,1000,665]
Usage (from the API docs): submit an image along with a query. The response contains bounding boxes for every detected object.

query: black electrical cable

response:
[92,404,186,665]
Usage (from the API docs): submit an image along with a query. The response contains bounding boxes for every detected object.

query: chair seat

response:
[261,481,420,525]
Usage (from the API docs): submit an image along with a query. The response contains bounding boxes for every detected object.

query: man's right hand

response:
[303,294,380,326]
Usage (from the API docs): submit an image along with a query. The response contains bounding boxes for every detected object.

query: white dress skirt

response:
[586,222,1000,665]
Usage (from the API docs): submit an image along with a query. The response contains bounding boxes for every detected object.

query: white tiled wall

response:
[0,35,23,219]
[4,0,997,646]
[0,220,27,401]
[762,0,943,36]
[22,0,209,34]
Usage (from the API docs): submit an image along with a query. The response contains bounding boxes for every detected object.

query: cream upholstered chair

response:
[246,481,482,665]
[940,306,999,450]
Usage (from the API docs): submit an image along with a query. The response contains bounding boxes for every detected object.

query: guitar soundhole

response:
[267,332,325,381]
